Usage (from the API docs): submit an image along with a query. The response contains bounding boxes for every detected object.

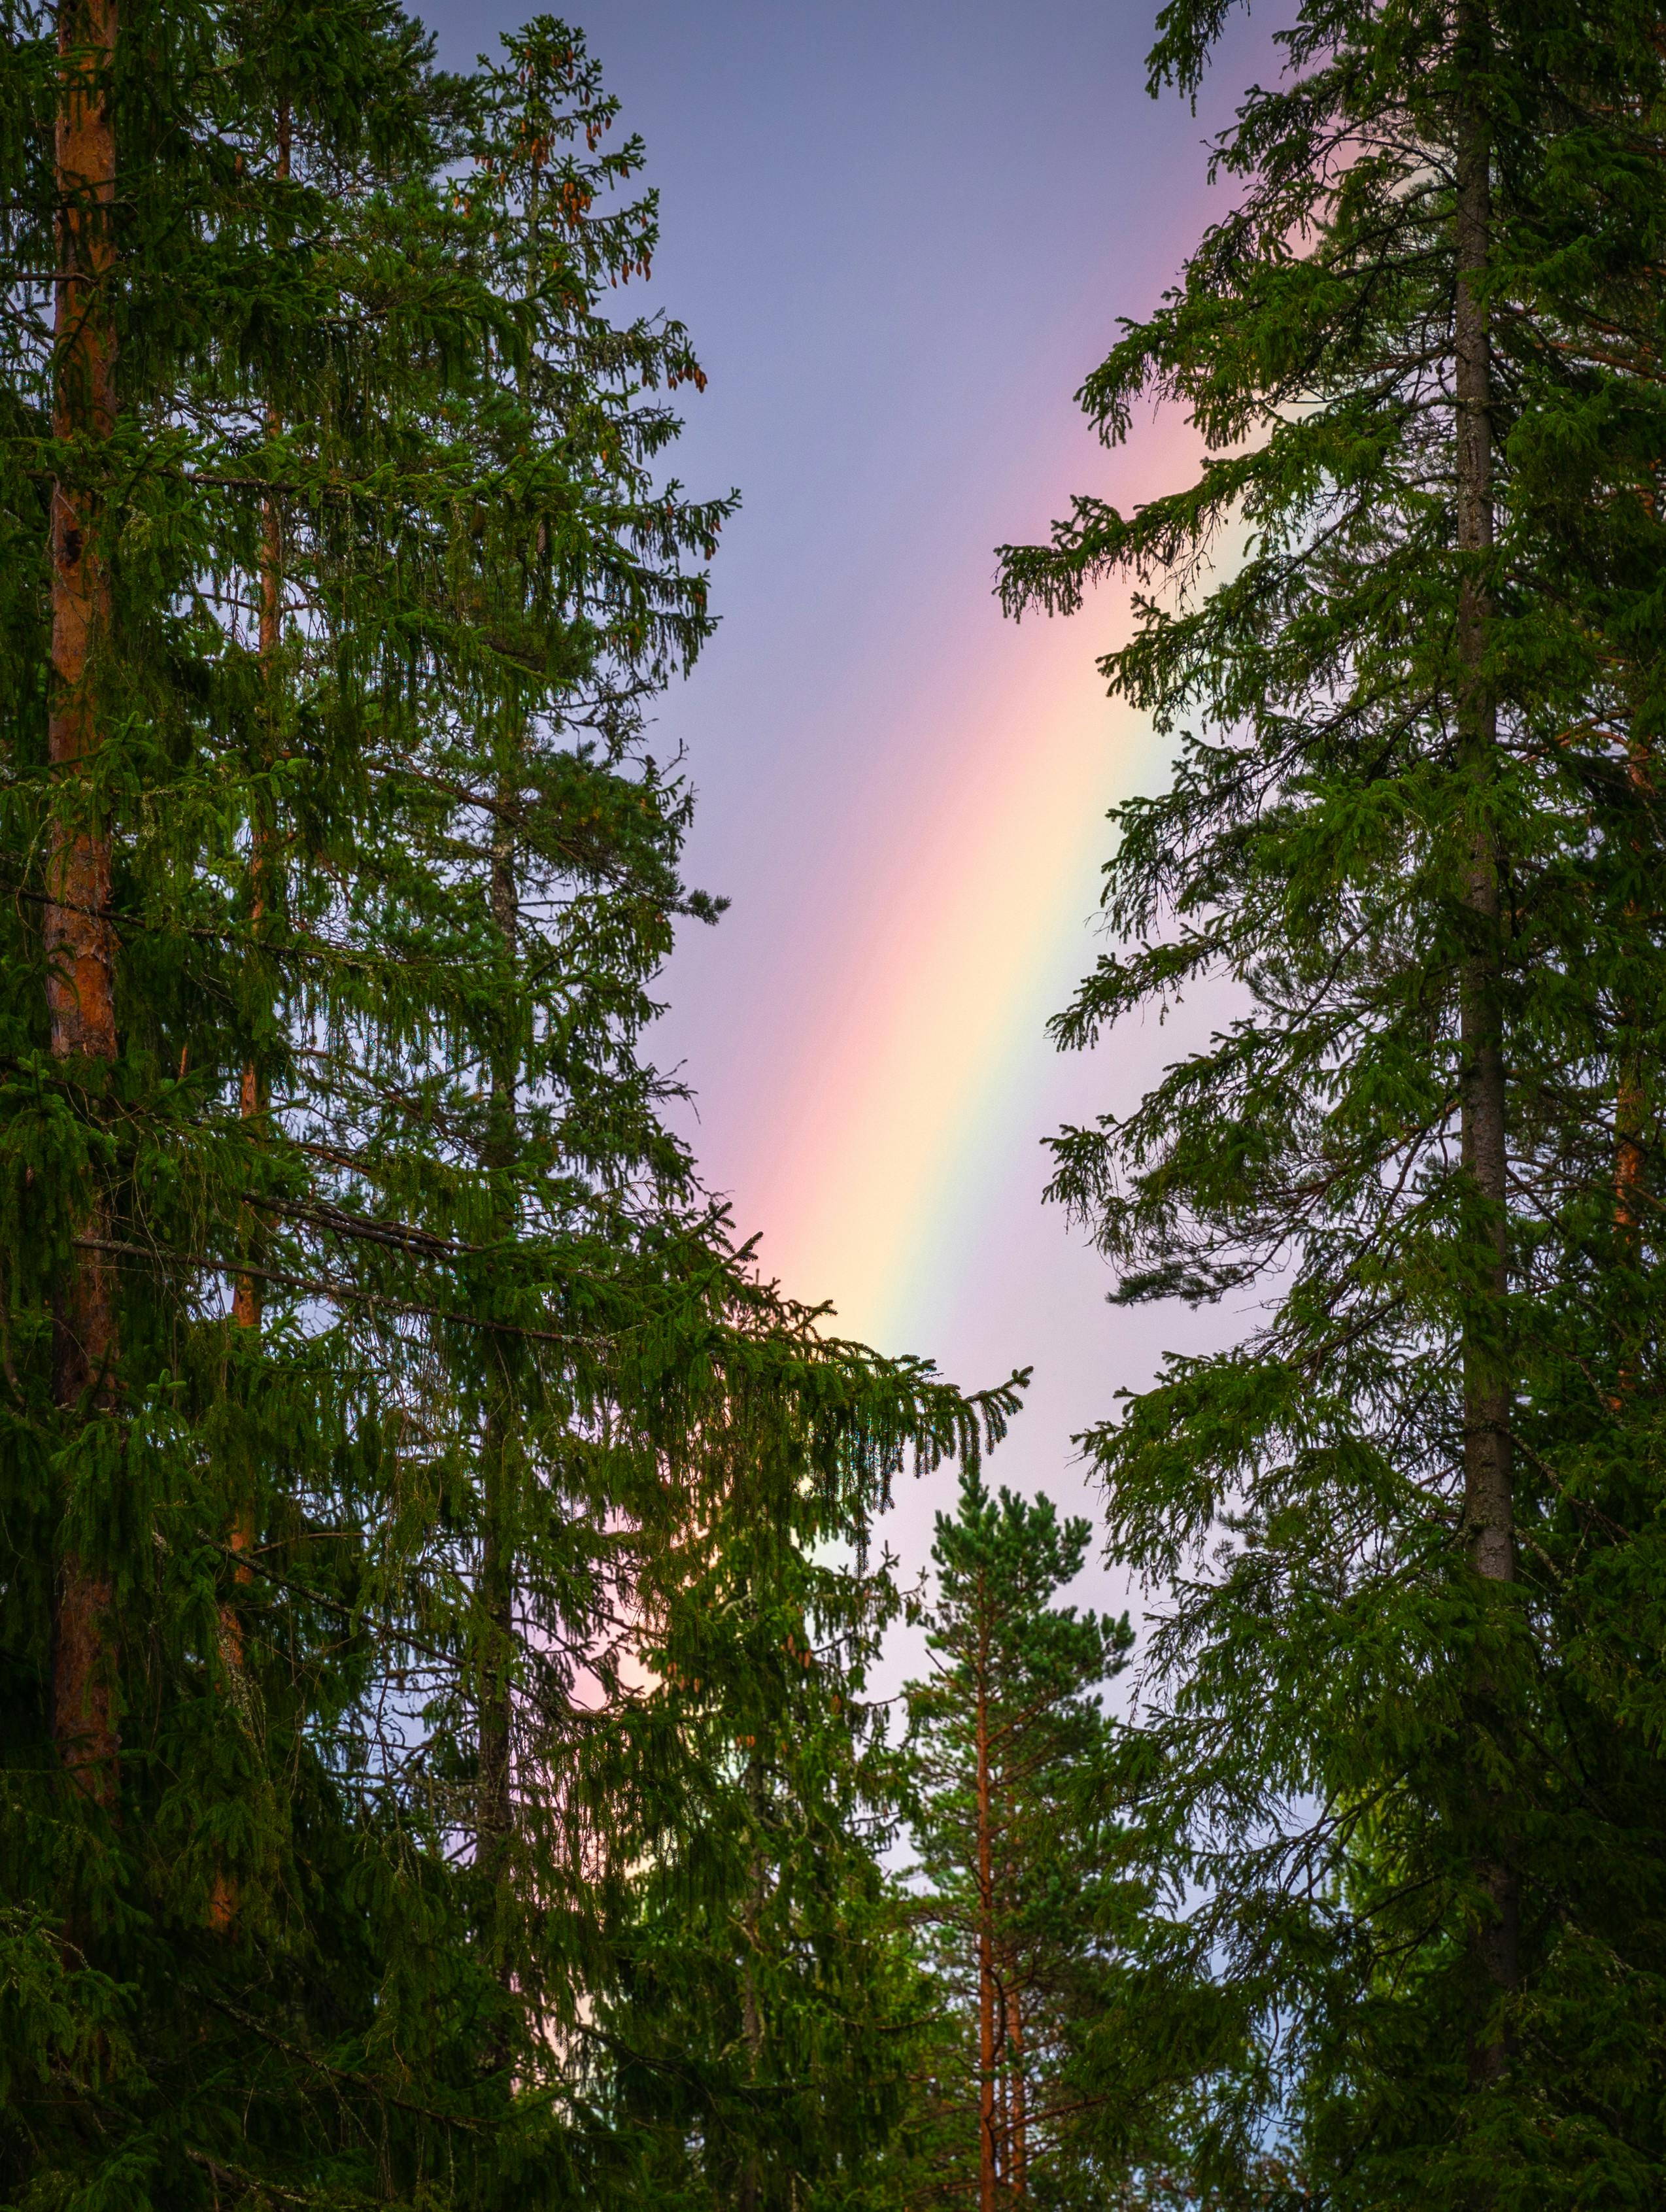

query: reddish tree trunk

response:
[473,775,521,2040]
[1454,0,1518,2057]
[976,1601,997,2212]
[1006,1984,1027,2198]
[48,0,120,1809]
[1455,0,1510,1596]
[1614,742,1650,1260]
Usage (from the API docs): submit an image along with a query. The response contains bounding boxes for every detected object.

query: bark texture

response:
[475,786,520,2016]
[975,1612,997,2212]
[48,0,120,1809]
[1614,741,1650,1262]
[1453,0,1519,2038]
[1005,1985,1027,2198]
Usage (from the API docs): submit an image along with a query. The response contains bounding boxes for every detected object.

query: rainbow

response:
[738,580,1173,1352]
[723,400,1244,1362]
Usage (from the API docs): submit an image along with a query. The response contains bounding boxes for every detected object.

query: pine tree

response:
[898,1472,1185,2208]
[1000,0,1666,2199]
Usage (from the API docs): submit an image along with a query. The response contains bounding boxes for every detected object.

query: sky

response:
[418,0,1280,1616]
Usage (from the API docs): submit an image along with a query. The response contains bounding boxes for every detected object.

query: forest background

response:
[6,0,1663,2201]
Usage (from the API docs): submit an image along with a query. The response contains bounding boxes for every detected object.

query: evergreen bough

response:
[1002,0,1666,2200]
[0,6,1021,2202]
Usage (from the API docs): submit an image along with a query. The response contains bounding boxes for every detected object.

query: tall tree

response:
[0,8,1025,2202]
[44,0,120,1812]
[587,1488,934,2212]
[899,1473,1176,2208]
[1000,0,1666,2198]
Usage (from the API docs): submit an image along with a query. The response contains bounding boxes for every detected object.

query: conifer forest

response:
[1,0,1664,2202]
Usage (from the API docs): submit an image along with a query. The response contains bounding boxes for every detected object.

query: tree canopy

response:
[1001,0,1666,2198]
[5,0,1665,2204]
[0,7,1019,2202]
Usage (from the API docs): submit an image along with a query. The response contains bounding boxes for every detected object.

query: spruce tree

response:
[1000,0,1666,2199]
[588,1512,930,2212]
[0,7,1024,2201]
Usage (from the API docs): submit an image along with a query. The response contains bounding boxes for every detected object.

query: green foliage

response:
[897,1474,1232,2208]
[1000,0,1666,2202]
[0,6,1021,2203]
[585,1522,930,2212]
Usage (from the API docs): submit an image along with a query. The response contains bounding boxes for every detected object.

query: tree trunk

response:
[976,1597,997,2212]
[1453,0,1518,2043]
[48,0,120,1810]
[1006,1984,1027,2198]
[1614,740,1650,1265]
[1616,1056,1645,1238]
[476,1399,514,1908]
[738,1748,767,2212]
[229,92,288,1360]
[210,122,288,1921]
[476,786,520,2040]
